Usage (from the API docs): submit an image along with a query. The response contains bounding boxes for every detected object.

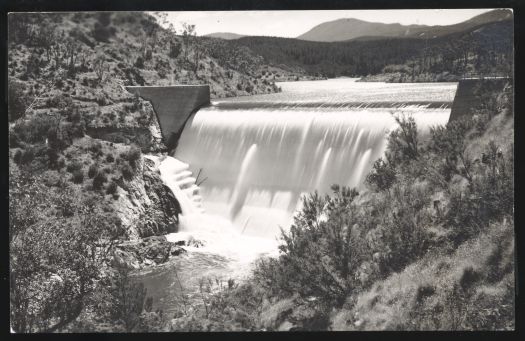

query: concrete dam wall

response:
[126,85,210,150]
[449,78,510,122]
[126,79,510,149]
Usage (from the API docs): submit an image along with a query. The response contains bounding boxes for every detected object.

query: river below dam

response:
[136,78,458,315]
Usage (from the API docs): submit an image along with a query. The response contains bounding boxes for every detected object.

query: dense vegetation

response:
[233,20,513,80]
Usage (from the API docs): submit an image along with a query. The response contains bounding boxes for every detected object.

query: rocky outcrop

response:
[112,235,186,270]
[113,156,181,240]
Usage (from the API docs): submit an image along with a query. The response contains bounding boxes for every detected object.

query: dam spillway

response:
[172,79,458,239]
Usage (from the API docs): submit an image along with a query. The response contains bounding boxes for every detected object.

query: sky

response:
[159,9,496,38]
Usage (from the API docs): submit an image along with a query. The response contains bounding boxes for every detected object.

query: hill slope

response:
[297,9,512,42]
[297,18,426,42]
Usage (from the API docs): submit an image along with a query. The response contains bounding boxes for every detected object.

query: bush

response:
[92,22,114,43]
[445,142,513,243]
[107,267,147,332]
[66,161,83,173]
[427,118,473,183]
[93,172,107,190]
[106,181,118,195]
[12,114,58,144]
[106,154,115,163]
[253,186,365,305]
[13,149,23,164]
[126,146,141,168]
[135,56,144,69]
[169,41,181,58]
[72,169,84,184]
[387,114,420,167]
[57,157,66,169]
[90,141,103,154]
[366,157,396,192]
[8,80,31,122]
[121,163,134,180]
[88,164,99,178]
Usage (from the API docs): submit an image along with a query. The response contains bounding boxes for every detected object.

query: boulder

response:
[114,234,186,268]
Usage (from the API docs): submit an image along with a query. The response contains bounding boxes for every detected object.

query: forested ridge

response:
[232,19,513,80]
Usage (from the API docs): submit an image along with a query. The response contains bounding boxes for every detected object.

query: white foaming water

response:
[156,156,278,270]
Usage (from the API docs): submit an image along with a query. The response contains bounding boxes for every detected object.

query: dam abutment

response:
[126,85,210,150]
[449,78,511,122]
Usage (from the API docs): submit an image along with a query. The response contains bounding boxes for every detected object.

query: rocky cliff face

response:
[113,155,181,240]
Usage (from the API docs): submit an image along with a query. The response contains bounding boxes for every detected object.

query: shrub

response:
[13,149,23,164]
[135,56,144,69]
[445,142,513,243]
[107,267,147,332]
[92,22,114,43]
[121,163,134,180]
[88,164,99,178]
[106,153,115,163]
[57,157,66,169]
[427,118,473,183]
[169,41,181,58]
[253,186,364,304]
[106,181,118,195]
[387,114,420,166]
[126,146,141,168]
[12,114,58,144]
[93,172,107,190]
[72,169,84,184]
[366,157,396,192]
[66,161,83,173]
[375,182,432,275]
[90,141,103,154]
[8,79,31,122]
[46,146,59,168]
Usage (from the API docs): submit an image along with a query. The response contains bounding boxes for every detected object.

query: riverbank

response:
[357,72,460,83]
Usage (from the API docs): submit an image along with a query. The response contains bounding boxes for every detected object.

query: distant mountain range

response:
[205,9,512,42]
[298,8,512,42]
[204,32,246,40]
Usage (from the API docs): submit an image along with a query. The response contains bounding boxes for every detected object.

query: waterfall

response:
[174,104,451,240]
[153,80,457,244]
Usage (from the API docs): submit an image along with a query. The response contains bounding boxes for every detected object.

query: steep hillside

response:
[7,11,284,246]
[297,9,512,42]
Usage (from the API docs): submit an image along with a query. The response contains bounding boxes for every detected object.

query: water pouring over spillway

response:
[166,79,458,242]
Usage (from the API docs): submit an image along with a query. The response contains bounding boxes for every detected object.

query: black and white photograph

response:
[7,4,515,333]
